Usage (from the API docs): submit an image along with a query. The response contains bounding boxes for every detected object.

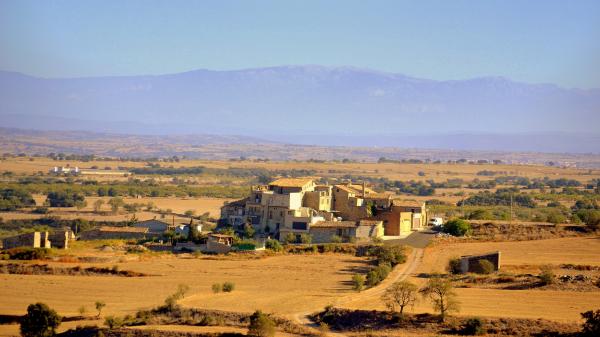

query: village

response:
[1,177,428,254]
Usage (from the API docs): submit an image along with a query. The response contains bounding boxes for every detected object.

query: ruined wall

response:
[460,251,501,273]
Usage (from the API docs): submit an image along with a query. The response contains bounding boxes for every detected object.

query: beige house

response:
[309,219,384,243]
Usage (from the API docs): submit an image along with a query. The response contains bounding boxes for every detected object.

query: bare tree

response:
[420,276,459,321]
[381,280,418,315]
[93,199,104,213]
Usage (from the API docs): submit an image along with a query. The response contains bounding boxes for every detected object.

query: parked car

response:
[428,217,444,228]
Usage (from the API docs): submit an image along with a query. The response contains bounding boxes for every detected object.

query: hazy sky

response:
[1,0,599,88]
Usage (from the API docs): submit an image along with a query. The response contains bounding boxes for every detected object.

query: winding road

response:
[292,230,435,336]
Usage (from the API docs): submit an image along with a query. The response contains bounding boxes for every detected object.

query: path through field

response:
[292,231,434,336]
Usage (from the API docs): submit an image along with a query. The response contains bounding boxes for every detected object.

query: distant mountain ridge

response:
[0,65,599,152]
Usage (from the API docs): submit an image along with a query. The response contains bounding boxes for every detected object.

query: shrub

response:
[463,317,485,335]
[7,248,50,261]
[300,233,312,244]
[222,282,235,292]
[265,239,282,252]
[581,309,600,336]
[283,233,297,244]
[248,310,275,337]
[20,302,61,337]
[447,257,462,274]
[366,263,391,287]
[474,260,495,275]
[163,284,189,311]
[351,274,365,291]
[32,207,50,214]
[539,265,555,285]
[372,245,406,266]
[442,219,472,236]
[211,283,222,293]
[330,235,343,243]
[104,316,124,329]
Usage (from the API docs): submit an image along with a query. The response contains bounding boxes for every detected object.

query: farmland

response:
[1,154,599,336]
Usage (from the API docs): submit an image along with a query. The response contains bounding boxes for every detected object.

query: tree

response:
[442,219,472,236]
[77,306,86,317]
[93,199,104,213]
[243,223,255,239]
[20,302,61,337]
[581,309,600,336]
[46,191,85,207]
[381,281,418,315]
[94,301,106,318]
[248,310,275,337]
[420,276,459,321]
[108,197,124,214]
[576,209,600,232]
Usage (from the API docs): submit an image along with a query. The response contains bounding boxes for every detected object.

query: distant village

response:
[1,177,428,254]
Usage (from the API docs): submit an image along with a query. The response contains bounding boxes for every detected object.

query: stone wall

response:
[460,251,501,273]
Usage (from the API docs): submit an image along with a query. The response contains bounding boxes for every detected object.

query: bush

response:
[20,302,61,337]
[539,265,555,285]
[6,248,50,260]
[330,235,343,243]
[283,233,297,244]
[104,316,124,329]
[372,245,406,266]
[265,239,282,252]
[463,317,485,335]
[366,263,391,287]
[32,207,50,214]
[447,258,462,274]
[248,310,275,337]
[300,233,312,244]
[352,274,365,291]
[46,191,85,207]
[211,283,222,293]
[581,309,600,336]
[442,219,472,236]
[222,282,235,292]
[474,260,495,275]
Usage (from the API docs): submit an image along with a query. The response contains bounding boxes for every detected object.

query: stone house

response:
[308,219,384,243]
[1,232,51,249]
[132,219,171,234]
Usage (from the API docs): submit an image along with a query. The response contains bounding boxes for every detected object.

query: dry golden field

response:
[345,237,600,322]
[2,157,599,183]
[0,252,367,317]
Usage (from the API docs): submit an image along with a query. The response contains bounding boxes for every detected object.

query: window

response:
[292,222,307,230]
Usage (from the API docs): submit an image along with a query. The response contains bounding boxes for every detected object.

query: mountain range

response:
[1,66,599,153]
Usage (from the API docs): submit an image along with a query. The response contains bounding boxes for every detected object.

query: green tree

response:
[442,219,472,236]
[20,302,61,337]
[94,301,105,318]
[248,310,275,337]
[46,191,85,207]
[420,276,459,321]
[581,309,600,336]
[381,280,418,315]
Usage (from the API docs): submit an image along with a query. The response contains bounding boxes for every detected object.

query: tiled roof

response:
[358,220,383,226]
[225,198,248,207]
[269,178,314,188]
[392,199,424,207]
[311,220,357,228]
[364,192,393,199]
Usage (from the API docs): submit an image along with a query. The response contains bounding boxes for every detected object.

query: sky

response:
[1,0,599,88]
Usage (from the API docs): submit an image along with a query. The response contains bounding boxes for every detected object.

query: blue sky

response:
[1,0,599,88]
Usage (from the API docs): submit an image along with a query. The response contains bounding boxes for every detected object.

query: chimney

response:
[362,181,366,197]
